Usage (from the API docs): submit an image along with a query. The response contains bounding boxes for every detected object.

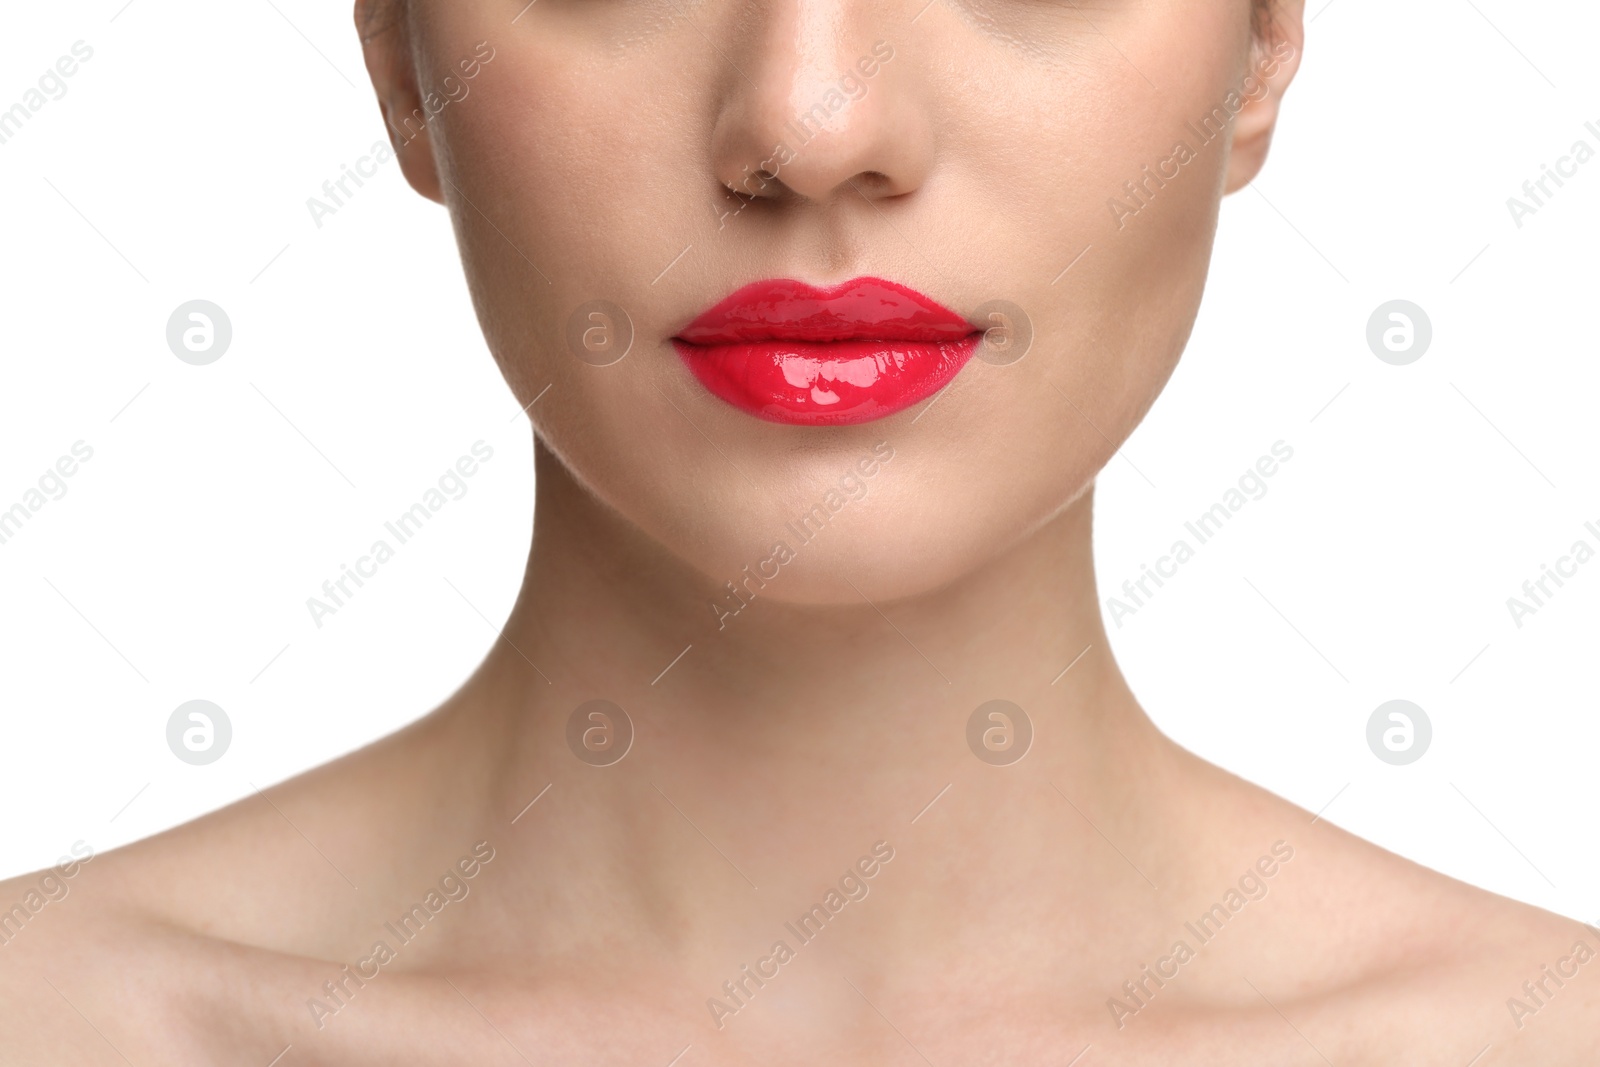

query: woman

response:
[3,0,1594,1061]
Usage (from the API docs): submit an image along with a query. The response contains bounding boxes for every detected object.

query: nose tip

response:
[711,30,930,206]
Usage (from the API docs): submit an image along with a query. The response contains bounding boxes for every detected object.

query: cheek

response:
[437,42,709,473]
[883,23,1240,548]
[435,78,787,590]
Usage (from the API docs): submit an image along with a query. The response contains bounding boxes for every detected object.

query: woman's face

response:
[362,0,1299,605]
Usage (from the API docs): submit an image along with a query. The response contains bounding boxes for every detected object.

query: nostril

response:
[847,170,894,196]
[727,164,785,200]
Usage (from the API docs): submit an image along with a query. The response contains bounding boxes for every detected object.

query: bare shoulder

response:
[1164,759,1600,1064]
[1306,827,1599,1064]
[0,852,313,1063]
[0,712,505,1064]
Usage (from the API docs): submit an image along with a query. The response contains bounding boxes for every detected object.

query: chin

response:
[678,454,1089,611]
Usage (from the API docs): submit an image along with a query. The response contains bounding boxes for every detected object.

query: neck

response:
[444,437,1186,972]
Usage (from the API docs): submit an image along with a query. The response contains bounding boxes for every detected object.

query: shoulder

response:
[1174,761,1600,1062]
[0,713,505,1063]
[0,785,345,1061]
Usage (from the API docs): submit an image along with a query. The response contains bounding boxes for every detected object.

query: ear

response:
[354,0,444,204]
[1225,0,1307,193]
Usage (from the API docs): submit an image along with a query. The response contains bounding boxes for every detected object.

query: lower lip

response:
[671,336,982,426]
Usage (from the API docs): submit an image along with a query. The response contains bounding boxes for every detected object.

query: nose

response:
[709,2,934,205]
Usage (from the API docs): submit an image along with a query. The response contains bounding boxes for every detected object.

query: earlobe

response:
[354,0,444,204]
[1224,0,1307,193]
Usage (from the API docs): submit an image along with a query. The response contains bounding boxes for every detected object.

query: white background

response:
[1,0,1596,927]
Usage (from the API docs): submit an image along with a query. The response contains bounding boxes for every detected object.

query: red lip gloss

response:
[672,277,981,426]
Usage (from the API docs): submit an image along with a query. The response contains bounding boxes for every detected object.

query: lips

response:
[671,277,981,426]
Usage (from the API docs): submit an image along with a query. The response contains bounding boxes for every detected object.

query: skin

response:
[2,0,1596,1062]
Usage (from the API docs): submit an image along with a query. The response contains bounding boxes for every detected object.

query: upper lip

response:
[674,277,977,345]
